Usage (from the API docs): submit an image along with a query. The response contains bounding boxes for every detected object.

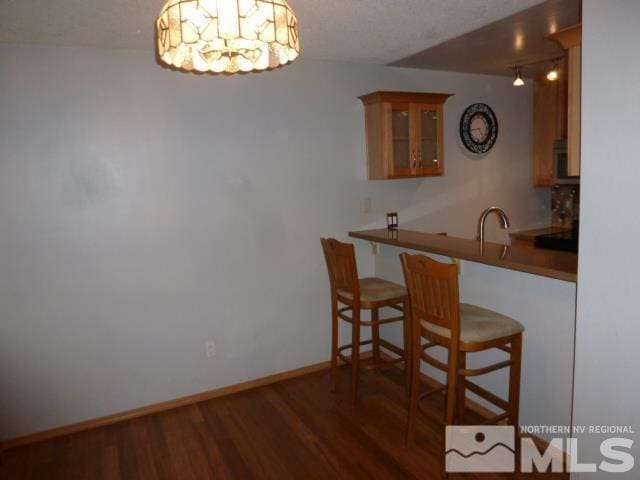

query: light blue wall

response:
[572,1,640,477]
[0,43,548,439]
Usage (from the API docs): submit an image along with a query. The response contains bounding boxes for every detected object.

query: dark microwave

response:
[553,139,579,184]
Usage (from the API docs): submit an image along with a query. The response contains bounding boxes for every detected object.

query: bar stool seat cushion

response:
[338,277,407,304]
[421,303,524,343]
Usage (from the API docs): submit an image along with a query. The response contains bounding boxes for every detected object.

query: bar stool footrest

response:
[337,340,373,364]
[460,359,513,377]
[378,338,405,357]
[465,380,510,411]
[362,356,404,372]
[420,352,448,373]
[480,412,510,425]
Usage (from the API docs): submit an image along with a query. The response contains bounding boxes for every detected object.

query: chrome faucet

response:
[477,206,511,243]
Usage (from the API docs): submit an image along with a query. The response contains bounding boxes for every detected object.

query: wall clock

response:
[460,103,498,154]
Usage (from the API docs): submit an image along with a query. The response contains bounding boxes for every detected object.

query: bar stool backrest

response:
[321,238,360,305]
[400,253,461,345]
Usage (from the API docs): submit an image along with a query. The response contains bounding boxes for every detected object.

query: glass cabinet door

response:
[420,108,439,169]
[414,105,442,174]
[361,92,450,179]
[391,108,412,176]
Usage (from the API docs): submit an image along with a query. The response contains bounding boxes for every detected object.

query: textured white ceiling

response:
[0,0,546,64]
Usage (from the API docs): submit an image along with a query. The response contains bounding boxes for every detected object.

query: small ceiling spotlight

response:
[546,62,560,81]
[513,67,525,86]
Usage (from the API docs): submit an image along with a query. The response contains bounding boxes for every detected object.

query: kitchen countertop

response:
[509,226,571,240]
[349,228,578,283]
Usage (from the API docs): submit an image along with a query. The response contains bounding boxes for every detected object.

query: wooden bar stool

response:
[400,253,524,443]
[321,238,410,404]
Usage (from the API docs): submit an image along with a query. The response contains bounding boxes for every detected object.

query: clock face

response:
[470,113,490,143]
[460,103,498,154]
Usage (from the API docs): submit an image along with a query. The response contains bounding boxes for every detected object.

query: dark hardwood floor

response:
[0,363,564,479]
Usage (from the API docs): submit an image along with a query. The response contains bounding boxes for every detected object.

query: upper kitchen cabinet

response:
[533,60,568,186]
[359,91,452,179]
[548,24,582,178]
[533,24,581,187]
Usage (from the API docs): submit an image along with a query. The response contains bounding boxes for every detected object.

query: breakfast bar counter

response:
[348,228,578,445]
[349,228,577,283]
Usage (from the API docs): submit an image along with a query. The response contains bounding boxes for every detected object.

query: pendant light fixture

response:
[513,67,525,87]
[156,0,301,74]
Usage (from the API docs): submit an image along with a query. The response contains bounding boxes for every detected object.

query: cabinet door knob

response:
[418,150,423,166]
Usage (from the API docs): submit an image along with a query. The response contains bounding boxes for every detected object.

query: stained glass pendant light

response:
[156,0,301,73]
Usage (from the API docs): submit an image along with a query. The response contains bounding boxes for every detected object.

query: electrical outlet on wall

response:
[205,340,216,358]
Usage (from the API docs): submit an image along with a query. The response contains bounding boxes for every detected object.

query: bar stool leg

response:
[441,347,460,479]
[509,334,523,471]
[351,310,361,406]
[406,323,421,446]
[402,301,411,393]
[330,301,339,391]
[445,347,459,426]
[456,352,467,424]
[509,335,522,427]
[371,308,380,367]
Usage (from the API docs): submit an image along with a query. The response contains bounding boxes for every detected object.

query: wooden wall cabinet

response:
[533,24,581,187]
[359,91,453,180]
[533,66,568,186]
[548,24,582,178]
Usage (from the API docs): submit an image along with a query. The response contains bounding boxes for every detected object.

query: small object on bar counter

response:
[387,212,398,230]
[534,220,579,253]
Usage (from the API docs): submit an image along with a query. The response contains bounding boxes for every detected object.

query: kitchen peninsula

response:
[349,227,577,444]
[350,228,578,282]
